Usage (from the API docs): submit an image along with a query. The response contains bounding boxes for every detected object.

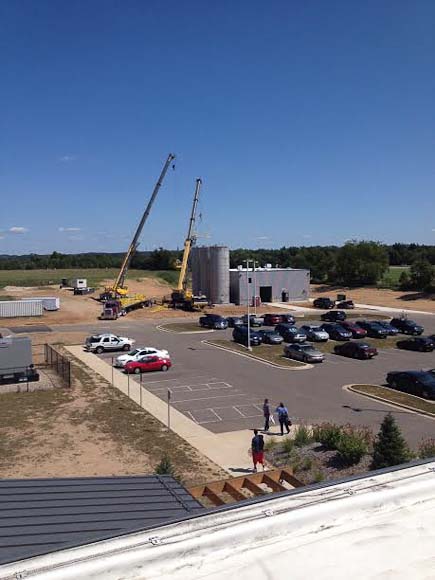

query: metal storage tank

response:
[209,246,230,304]
[0,300,43,318]
[191,246,211,297]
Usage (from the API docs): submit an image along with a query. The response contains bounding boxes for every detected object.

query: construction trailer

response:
[0,300,43,318]
[229,266,310,305]
[0,335,39,385]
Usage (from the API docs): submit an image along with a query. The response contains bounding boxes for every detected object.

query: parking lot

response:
[69,310,435,445]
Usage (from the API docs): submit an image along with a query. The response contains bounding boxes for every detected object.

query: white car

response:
[114,347,170,368]
[85,333,135,354]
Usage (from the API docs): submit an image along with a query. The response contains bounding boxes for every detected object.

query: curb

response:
[203,340,313,371]
[343,384,435,420]
[156,324,215,335]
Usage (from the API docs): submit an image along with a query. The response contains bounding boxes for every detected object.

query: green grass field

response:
[0,269,179,289]
[378,266,409,289]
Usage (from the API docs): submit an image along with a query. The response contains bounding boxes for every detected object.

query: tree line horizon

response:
[0,241,434,291]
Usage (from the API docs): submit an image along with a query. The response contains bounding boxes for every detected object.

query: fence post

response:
[127,373,130,397]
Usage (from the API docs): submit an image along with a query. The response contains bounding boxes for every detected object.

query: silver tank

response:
[209,246,230,304]
[191,246,210,296]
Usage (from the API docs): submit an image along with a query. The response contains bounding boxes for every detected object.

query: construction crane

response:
[170,178,208,310]
[100,153,175,303]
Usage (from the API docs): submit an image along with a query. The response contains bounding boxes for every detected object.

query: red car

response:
[340,321,367,338]
[263,313,284,326]
[124,355,171,374]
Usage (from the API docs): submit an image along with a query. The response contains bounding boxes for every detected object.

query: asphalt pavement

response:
[54,312,435,445]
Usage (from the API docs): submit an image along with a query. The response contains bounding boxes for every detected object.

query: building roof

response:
[0,474,203,566]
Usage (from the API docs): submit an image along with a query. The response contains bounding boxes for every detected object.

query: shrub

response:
[371,414,410,470]
[155,454,177,478]
[418,438,435,459]
[313,470,325,483]
[293,424,312,447]
[264,438,278,452]
[336,432,368,466]
[282,437,295,454]
[301,456,313,471]
[313,423,342,450]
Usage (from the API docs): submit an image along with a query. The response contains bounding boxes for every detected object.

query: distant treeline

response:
[1,243,435,289]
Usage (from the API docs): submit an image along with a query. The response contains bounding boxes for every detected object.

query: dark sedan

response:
[320,310,346,322]
[334,342,378,359]
[319,323,352,341]
[374,320,400,336]
[257,329,284,345]
[396,337,434,352]
[280,313,296,324]
[355,320,388,338]
[386,371,435,400]
[336,300,355,309]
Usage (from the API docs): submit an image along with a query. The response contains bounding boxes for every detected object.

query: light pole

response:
[253,260,258,315]
[244,259,252,351]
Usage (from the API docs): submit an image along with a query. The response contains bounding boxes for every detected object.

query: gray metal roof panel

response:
[0,474,203,566]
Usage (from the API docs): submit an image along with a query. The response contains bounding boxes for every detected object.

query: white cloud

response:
[59,155,77,162]
[58,227,81,232]
[9,226,28,234]
[255,236,271,241]
[302,234,312,239]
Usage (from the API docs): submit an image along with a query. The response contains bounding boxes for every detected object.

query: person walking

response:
[275,402,290,435]
[251,429,265,472]
[263,398,271,432]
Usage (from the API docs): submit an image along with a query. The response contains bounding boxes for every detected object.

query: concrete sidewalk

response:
[66,346,258,475]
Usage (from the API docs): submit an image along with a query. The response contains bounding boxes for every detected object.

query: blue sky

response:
[1,0,434,254]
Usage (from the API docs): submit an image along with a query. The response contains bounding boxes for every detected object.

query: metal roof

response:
[0,474,203,566]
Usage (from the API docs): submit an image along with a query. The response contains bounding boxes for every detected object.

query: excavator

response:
[169,178,208,310]
[99,153,175,319]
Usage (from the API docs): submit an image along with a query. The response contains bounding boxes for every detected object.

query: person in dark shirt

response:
[263,398,271,431]
[251,429,265,472]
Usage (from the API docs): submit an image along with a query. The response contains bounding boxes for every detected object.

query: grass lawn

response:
[159,322,212,333]
[349,384,435,416]
[207,339,306,368]
[378,266,410,289]
[0,269,178,288]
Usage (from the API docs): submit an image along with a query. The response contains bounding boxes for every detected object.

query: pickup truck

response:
[85,334,135,354]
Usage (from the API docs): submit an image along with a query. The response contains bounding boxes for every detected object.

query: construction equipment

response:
[170,178,208,310]
[99,153,175,309]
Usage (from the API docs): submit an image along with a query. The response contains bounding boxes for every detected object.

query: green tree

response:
[409,259,434,291]
[335,241,389,286]
[155,454,177,478]
[371,414,410,470]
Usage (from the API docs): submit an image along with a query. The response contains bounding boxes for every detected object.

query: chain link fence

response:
[44,344,72,388]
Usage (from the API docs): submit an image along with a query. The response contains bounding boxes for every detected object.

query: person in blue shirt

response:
[275,402,291,435]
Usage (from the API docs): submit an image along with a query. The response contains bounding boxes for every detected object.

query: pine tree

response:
[371,414,410,470]
[155,454,176,477]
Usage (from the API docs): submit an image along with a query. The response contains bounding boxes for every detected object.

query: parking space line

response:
[172,393,241,404]
[186,410,198,423]
[147,383,234,394]
[210,408,222,421]
[232,406,246,418]
[144,375,218,385]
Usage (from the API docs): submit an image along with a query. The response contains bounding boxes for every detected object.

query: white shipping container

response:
[70,278,87,289]
[0,300,43,318]
[28,297,60,311]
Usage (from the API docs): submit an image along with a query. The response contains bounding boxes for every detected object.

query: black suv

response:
[274,323,306,343]
[386,371,435,400]
[232,325,262,346]
[199,314,228,329]
[313,297,335,309]
[319,323,352,341]
[320,310,346,322]
[226,316,244,328]
[355,320,388,338]
[396,337,434,352]
[390,318,424,335]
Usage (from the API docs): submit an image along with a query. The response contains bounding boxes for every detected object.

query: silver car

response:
[284,343,325,363]
[299,325,329,342]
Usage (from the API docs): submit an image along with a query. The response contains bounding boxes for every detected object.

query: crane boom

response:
[177,178,202,291]
[113,153,176,294]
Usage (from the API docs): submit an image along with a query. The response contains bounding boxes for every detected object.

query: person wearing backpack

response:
[275,402,291,435]
[251,429,265,472]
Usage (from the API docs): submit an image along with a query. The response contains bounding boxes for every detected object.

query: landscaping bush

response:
[371,414,410,470]
[155,454,177,478]
[264,438,278,452]
[418,438,435,459]
[313,423,342,450]
[313,471,325,483]
[293,424,312,447]
[282,437,295,454]
[336,432,368,466]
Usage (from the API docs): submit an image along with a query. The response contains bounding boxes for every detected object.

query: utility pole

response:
[244,260,252,351]
[253,261,258,315]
